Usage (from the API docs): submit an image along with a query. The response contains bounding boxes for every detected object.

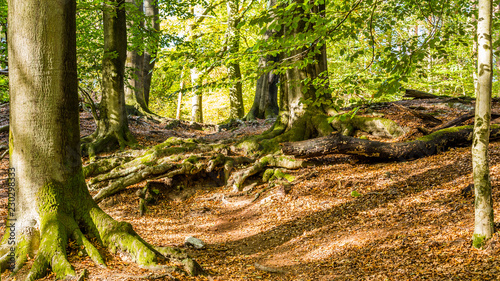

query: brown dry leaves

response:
[1,100,500,280]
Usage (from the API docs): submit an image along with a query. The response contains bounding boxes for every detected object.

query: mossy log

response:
[330,115,405,138]
[282,125,500,161]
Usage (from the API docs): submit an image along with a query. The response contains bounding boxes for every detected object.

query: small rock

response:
[185,236,206,249]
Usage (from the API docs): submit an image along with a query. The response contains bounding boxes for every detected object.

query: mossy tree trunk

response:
[472,0,495,248]
[2,1,178,279]
[263,0,332,143]
[226,0,245,120]
[82,0,136,157]
[245,0,279,121]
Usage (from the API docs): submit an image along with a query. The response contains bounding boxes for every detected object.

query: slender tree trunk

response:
[143,0,160,106]
[177,68,186,120]
[2,1,164,279]
[125,0,149,115]
[82,0,136,156]
[471,5,479,94]
[226,0,244,120]
[472,0,495,248]
[245,0,279,121]
[191,67,203,122]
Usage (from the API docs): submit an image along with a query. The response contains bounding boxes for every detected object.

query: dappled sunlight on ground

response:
[1,102,500,279]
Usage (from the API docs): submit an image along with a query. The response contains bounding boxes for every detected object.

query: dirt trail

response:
[0,101,500,280]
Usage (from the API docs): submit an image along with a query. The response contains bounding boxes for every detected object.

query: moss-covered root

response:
[12,214,109,281]
[5,204,205,280]
[227,154,304,192]
[88,137,202,185]
[81,130,137,158]
[83,155,135,178]
[92,159,174,203]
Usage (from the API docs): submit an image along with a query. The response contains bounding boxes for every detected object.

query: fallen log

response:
[392,104,442,125]
[404,89,445,99]
[281,125,500,161]
[423,111,500,135]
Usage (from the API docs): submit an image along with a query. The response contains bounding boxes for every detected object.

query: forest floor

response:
[1,98,500,280]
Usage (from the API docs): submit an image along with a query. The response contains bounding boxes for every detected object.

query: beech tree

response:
[472,0,495,248]
[82,0,136,156]
[226,0,245,119]
[125,0,148,115]
[1,0,193,278]
[253,0,332,144]
[143,0,160,106]
[124,0,160,115]
[244,0,279,121]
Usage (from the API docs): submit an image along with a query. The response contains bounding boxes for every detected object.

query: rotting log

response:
[282,125,500,161]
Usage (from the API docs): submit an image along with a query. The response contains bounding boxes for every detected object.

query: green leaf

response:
[351,190,361,197]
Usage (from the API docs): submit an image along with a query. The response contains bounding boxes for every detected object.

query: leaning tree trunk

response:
[245,0,279,121]
[2,1,201,279]
[142,0,160,106]
[472,0,495,248]
[82,0,136,157]
[262,0,333,143]
[226,0,245,120]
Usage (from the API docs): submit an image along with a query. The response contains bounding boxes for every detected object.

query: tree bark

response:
[245,0,279,121]
[191,67,203,122]
[82,0,136,156]
[264,0,333,143]
[226,0,245,119]
[282,125,500,161]
[142,0,160,106]
[125,0,149,115]
[472,0,495,248]
[2,1,178,278]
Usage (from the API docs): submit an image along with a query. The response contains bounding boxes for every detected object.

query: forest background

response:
[1,0,500,279]
[0,0,492,125]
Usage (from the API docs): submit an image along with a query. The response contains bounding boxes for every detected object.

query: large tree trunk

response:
[2,1,195,279]
[245,0,279,121]
[82,0,136,156]
[143,0,160,106]
[472,0,495,248]
[264,0,332,143]
[226,0,245,120]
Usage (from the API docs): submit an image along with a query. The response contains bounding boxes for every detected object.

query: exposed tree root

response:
[227,154,305,192]
[86,112,343,201]
[85,129,310,202]
[0,179,204,280]
[81,129,137,158]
